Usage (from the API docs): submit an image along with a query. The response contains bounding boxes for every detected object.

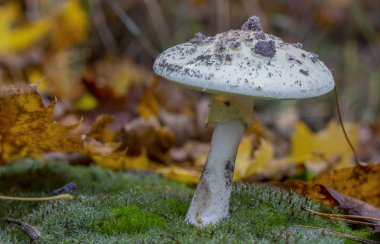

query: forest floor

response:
[0,159,377,243]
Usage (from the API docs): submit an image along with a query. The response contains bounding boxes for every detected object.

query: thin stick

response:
[107,1,158,57]
[90,0,117,52]
[327,216,380,227]
[334,86,362,166]
[0,194,73,201]
[3,218,41,241]
[142,0,170,49]
[305,208,380,227]
[321,212,380,222]
[294,225,379,244]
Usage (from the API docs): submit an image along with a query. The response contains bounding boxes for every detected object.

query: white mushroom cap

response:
[153,16,335,99]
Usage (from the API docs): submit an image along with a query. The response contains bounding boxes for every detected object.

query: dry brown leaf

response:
[275,164,380,224]
[86,115,116,143]
[0,84,84,164]
[272,181,340,206]
[85,58,151,99]
[312,163,380,208]
[318,185,380,230]
[123,117,175,162]
[42,50,84,100]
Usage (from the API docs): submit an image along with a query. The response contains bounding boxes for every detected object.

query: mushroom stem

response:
[185,95,254,226]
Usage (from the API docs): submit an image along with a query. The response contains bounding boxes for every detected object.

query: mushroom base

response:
[185,118,245,226]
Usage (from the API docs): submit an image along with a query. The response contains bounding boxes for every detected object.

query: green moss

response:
[150,199,189,217]
[0,159,378,243]
[93,204,167,235]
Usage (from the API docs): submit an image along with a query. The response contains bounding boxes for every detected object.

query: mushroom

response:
[153,16,334,226]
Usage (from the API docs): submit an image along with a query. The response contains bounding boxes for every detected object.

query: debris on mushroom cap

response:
[153,16,335,100]
[291,42,303,49]
[241,16,263,32]
[189,33,215,45]
[253,40,276,58]
[254,31,266,40]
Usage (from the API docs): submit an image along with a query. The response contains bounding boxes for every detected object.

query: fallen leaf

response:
[42,50,84,100]
[272,180,340,207]
[122,117,175,162]
[75,91,99,111]
[291,121,358,168]
[86,115,116,143]
[312,163,380,208]
[0,3,50,53]
[317,185,380,230]
[234,136,292,181]
[156,166,200,184]
[0,84,84,164]
[50,0,88,50]
[84,58,151,99]
[93,147,153,171]
[137,77,159,119]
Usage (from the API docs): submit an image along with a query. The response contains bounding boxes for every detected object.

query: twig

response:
[0,194,73,201]
[106,1,158,57]
[319,212,380,222]
[334,86,363,166]
[3,218,41,241]
[142,0,170,49]
[304,208,380,228]
[294,225,379,244]
[90,0,117,52]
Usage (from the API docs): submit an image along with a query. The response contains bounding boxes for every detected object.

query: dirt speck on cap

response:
[189,33,214,45]
[309,52,319,63]
[253,40,276,58]
[299,69,309,76]
[241,16,262,32]
[254,31,266,40]
[291,42,303,48]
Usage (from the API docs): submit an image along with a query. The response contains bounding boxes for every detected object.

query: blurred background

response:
[0,0,379,180]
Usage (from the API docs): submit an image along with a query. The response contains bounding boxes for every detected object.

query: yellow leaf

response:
[290,122,314,159]
[233,135,254,179]
[290,121,358,167]
[50,0,88,50]
[246,139,274,177]
[93,148,152,171]
[234,136,274,180]
[0,3,50,53]
[26,69,49,92]
[137,77,159,119]
[0,84,84,163]
[75,92,99,111]
[156,166,200,184]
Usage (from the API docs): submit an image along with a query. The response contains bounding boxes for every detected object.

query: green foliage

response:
[0,159,377,243]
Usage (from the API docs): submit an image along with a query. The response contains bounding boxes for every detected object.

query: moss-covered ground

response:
[0,159,378,243]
